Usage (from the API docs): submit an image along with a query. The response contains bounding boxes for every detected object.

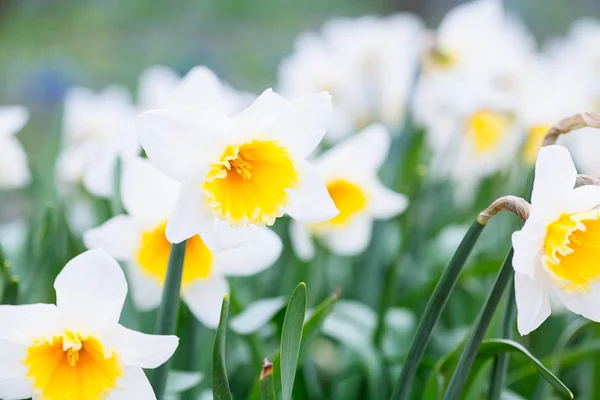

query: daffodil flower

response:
[137,88,338,243]
[0,249,179,400]
[290,124,408,259]
[512,145,600,335]
[83,157,282,327]
[56,86,140,197]
[0,106,30,189]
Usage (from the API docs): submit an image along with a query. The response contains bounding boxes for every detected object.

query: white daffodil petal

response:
[552,284,600,322]
[289,220,315,261]
[229,89,286,141]
[165,178,213,243]
[530,145,576,210]
[108,366,156,400]
[110,325,178,369]
[54,249,127,327]
[369,182,408,219]
[510,219,545,278]
[213,227,282,276]
[287,159,338,223]
[514,272,551,336]
[171,66,224,110]
[126,262,163,311]
[567,185,600,213]
[83,150,117,198]
[271,92,332,157]
[83,215,138,260]
[0,304,58,345]
[137,109,225,180]
[138,65,180,111]
[230,297,286,335]
[0,106,28,137]
[323,215,373,256]
[0,137,30,189]
[121,157,179,219]
[182,276,229,329]
[0,341,31,399]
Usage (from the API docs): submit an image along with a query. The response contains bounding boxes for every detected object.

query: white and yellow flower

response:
[279,14,424,142]
[290,124,408,259]
[137,87,338,243]
[0,106,30,189]
[83,157,282,327]
[512,145,600,335]
[0,249,179,400]
[56,86,140,197]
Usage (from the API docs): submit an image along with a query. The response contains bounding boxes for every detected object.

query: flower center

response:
[315,179,367,229]
[522,123,552,165]
[136,221,213,287]
[466,110,512,154]
[543,209,600,293]
[203,140,300,226]
[24,331,123,400]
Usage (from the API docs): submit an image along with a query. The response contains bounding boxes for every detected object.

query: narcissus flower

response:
[137,88,338,243]
[56,86,140,197]
[512,145,600,335]
[0,249,178,400]
[290,124,408,259]
[0,106,30,189]
[83,157,282,327]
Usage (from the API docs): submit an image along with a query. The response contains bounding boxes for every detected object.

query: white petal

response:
[368,182,408,219]
[230,297,286,335]
[165,178,214,243]
[109,367,156,400]
[54,249,127,327]
[0,137,30,189]
[552,283,600,322]
[229,89,286,142]
[322,215,373,256]
[0,106,28,138]
[182,276,229,328]
[289,220,315,261]
[83,150,117,198]
[514,272,551,336]
[271,92,332,157]
[110,325,178,369]
[287,159,338,223]
[0,340,31,399]
[138,65,180,111]
[530,145,576,211]
[83,215,139,261]
[0,304,58,345]
[170,66,225,110]
[316,123,391,176]
[567,184,600,213]
[510,215,545,278]
[121,156,179,219]
[125,262,163,311]
[136,108,226,181]
[213,227,282,276]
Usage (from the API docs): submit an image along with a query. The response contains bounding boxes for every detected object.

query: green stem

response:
[151,240,187,399]
[390,220,486,400]
[181,305,203,400]
[487,278,516,400]
[443,248,514,400]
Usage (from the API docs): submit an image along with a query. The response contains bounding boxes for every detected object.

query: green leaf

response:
[391,220,486,400]
[1,275,19,305]
[150,240,188,399]
[261,358,275,400]
[280,282,307,400]
[212,294,233,400]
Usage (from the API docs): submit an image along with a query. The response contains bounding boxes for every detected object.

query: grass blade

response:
[151,240,187,398]
[212,294,233,400]
[281,282,307,400]
[391,220,486,400]
[261,358,275,400]
[442,248,514,400]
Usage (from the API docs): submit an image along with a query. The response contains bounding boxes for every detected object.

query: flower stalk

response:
[543,112,600,146]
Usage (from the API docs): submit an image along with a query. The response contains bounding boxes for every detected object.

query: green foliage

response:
[213,295,233,400]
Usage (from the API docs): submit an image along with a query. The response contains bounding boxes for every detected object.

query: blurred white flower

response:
[0,106,30,189]
[279,14,424,142]
[137,87,338,243]
[138,65,181,111]
[0,249,179,400]
[290,124,408,259]
[83,157,282,328]
[512,145,600,335]
[56,86,140,197]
